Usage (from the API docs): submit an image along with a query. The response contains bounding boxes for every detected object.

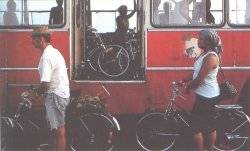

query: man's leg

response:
[207,130,216,151]
[194,132,204,151]
[56,126,66,151]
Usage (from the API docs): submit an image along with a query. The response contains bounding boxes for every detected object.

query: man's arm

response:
[127,0,137,18]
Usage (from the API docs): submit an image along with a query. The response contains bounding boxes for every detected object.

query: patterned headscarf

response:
[199,29,222,54]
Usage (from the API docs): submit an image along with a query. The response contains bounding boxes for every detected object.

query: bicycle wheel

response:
[71,113,117,151]
[98,45,130,77]
[214,111,250,151]
[136,112,179,151]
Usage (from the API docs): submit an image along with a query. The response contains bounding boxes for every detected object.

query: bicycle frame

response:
[164,82,192,129]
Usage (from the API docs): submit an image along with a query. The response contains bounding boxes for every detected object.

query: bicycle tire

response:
[214,111,249,151]
[98,45,130,77]
[71,113,117,151]
[136,112,179,151]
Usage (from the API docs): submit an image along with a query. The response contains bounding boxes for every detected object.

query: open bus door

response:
[72,0,145,81]
[71,0,86,79]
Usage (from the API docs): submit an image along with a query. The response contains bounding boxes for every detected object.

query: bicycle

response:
[1,91,51,151]
[80,26,130,78]
[66,84,120,151]
[1,86,120,151]
[136,81,250,151]
[119,28,142,79]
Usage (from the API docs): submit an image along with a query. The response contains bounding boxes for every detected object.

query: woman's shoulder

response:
[203,52,219,63]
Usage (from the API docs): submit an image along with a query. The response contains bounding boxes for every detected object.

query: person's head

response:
[32,26,51,50]
[56,0,63,6]
[118,5,127,15]
[7,0,16,12]
[198,29,222,54]
[153,0,161,10]
[163,2,171,14]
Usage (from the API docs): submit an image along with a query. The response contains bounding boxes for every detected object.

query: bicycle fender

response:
[111,116,121,131]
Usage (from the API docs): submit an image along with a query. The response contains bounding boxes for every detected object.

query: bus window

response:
[151,0,223,27]
[0,0,65,27]
[228,0,250,25]
[90,0,137,33]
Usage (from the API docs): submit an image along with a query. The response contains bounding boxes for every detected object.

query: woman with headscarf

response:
[180,29,222,151]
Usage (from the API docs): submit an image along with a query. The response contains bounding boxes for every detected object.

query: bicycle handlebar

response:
[170,81,187,101]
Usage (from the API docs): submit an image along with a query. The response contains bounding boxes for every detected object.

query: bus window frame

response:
[149,0,226,28]
[0,0,67,29]
[227,0,250,28]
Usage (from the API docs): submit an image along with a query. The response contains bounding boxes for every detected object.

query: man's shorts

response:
[45,93,70,130]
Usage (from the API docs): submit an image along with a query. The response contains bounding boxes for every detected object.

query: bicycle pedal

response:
[90,134,95,143]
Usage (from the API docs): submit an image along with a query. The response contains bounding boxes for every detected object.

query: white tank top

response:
[193,51,220,98]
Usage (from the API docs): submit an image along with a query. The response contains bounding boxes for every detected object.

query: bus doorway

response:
[72,0,145,81]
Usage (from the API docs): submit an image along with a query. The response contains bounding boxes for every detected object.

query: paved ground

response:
[2,114,250,151]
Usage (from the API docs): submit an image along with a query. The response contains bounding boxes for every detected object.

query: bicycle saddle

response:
[215,104,243,110]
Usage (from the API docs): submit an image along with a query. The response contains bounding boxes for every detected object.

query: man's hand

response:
[21,86,41,102]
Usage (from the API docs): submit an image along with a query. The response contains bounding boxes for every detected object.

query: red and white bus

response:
[1,0,250,114]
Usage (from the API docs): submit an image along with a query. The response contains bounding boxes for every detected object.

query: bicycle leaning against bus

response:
[136,81,250,151]
[1,87,120,151]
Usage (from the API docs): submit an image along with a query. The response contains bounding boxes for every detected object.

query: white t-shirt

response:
[38,45,70,98]
[193,51,220,98]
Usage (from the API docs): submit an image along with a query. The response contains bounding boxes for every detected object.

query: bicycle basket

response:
[77,95,106,113]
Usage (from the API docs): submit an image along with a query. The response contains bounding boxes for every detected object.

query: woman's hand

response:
[185,84,192,94]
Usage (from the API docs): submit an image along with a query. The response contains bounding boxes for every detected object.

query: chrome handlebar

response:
[170,81,186,101]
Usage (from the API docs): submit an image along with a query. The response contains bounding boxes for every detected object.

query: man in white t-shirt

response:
[31,26,69,151]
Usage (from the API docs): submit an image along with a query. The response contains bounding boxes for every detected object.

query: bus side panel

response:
[5,32,70,68]
[147,31,241,67]
[232,31,250,66]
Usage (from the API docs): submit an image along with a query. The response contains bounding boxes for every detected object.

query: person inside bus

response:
[170,0,193,24]
[49,0,63,25]
[179,29,221,151]
[159,1,171,25]
[205,0,215,24]
[30,26,70,151]
[192,0,214,25]
[3,0,18,25]
[114,0,136,43]
[152,0,161,24]
[192,0,206,24]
